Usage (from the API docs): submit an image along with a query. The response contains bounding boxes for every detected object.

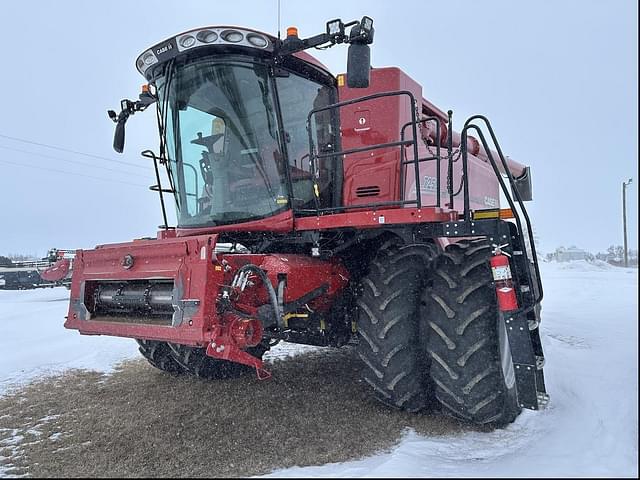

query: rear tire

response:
[422,239,521,426]
[168,343,268,380]
[136,339,185,374]
[356,240,437,412]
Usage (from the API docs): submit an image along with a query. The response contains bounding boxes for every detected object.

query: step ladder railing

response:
[459,116,548,411]
[459,116,543,313]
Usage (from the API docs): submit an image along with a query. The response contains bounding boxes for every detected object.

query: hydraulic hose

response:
[233,264,284,329]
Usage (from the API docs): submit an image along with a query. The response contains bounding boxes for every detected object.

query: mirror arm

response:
[108,95,156,125]
[108,91,157,153]
[274,16,373,58]
[276,32,333,57]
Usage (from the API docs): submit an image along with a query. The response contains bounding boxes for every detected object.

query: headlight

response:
[179,35,196,48]
[221,30,244,43]
[246,33,268,48]
[196,30,218,43]
[136,27,275,77]
[142,52,157,66]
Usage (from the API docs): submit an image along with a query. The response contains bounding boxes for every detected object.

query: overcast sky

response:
[0,0,637,257]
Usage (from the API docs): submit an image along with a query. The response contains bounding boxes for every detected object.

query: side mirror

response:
[347,43,370,88]
[109,100,133,153]
[114,116,127,153]
[109,89,156,153]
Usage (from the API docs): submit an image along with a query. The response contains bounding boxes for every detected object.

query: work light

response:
[247,33,268,47]
[179,35,196,48]
[361,16,373,34]
[326,19,344,38]
[221,30,244,43]
[196,30,218,43]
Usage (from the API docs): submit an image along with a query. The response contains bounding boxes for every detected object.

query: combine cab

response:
[64,17,548,426]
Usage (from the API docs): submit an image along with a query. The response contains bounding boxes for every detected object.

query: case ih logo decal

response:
[156,43,173,56]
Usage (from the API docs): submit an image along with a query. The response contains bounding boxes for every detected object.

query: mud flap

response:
[502,308,549,410]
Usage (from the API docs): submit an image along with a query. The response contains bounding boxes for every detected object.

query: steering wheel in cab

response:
[191,132,225,213]
[191,132,225,180]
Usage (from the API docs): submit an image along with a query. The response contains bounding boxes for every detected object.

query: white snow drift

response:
[0,261,637,477]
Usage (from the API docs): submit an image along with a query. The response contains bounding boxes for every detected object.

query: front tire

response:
[168,343,268,380]
[136,339,185,374]
[356,240,436,412]
[422,239,520,426]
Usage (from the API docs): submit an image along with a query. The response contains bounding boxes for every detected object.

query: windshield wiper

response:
[258,78,276,140]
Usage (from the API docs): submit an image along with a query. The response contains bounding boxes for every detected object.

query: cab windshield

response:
[159,59,288,227]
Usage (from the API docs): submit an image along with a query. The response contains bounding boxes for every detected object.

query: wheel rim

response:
[498,318,516,390]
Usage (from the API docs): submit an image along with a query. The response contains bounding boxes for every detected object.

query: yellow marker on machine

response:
[282,312,309,328]
[472,208,515,220]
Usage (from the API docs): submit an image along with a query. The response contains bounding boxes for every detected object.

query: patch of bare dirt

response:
[0,347,480,477]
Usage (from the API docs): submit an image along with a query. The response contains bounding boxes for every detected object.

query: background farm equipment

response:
[0,248,74,290]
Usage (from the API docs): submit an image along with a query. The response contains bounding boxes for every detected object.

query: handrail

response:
[315,139,414,159]
[306,90,422,214]
[141,150,169,230]
[460,117,543,310]
[447,110,454,209]
[400,116,442,207]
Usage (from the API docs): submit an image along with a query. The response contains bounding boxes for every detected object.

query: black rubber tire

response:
[356,240,437,412]
[422,239,521,426]
[136,339,185,374]
[167,343,268,380]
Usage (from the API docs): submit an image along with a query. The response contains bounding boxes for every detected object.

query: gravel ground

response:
[0,346,481,477]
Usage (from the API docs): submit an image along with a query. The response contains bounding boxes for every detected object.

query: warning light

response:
[286,26,298,37]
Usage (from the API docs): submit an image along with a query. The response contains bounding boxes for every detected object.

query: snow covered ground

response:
[0,261,638,477]
[0,287,140,394]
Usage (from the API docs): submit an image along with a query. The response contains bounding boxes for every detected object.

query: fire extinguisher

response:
[490,245,519,312]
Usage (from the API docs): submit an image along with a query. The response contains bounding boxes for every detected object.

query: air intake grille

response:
[355,185,381,198]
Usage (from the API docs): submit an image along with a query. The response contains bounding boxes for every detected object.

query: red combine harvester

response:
[64,17,548,425]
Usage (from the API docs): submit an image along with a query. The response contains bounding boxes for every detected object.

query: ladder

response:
[455,115,548,411]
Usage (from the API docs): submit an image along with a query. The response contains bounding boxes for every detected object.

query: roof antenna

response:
[277,0,281,41]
